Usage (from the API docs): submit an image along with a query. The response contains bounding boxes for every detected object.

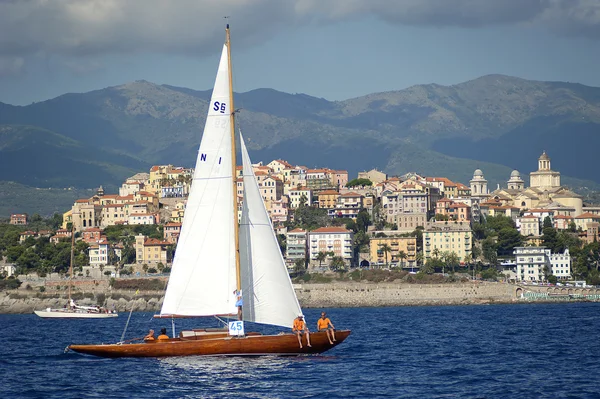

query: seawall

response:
[0,281,521,314]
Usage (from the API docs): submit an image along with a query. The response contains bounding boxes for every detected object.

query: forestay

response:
[161,44,237,317]
[239,133,302,328]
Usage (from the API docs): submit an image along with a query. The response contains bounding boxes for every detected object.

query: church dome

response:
[539,151,550,160]
[510,170,521,178]
[473,169,484,177]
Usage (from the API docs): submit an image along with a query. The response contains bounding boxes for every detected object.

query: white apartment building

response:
[308,227,354,266]
[288,187,312,209]
[514,246,571,282]
[89,240,109,267]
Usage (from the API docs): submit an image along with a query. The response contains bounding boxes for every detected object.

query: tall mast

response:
[226,24,242,291]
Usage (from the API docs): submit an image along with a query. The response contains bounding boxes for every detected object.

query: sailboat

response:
[67,25,349,357]
[35,225,118,319]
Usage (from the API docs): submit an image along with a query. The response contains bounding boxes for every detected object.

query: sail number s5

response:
[213,101,227,114]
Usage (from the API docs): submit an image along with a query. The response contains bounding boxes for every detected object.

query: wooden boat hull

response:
[34,310,118,319]
[68,330,350,358]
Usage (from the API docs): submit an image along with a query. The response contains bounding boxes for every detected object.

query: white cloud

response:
[0,0,598,62]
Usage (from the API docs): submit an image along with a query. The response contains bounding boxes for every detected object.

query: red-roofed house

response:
[164,222,182,244]
[10,214,27,225]
[82,228,103,243]
[135,235,169,267]
[574,213,600,231]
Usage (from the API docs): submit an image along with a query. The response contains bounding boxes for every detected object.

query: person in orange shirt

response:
[292,314,311,348]
[157,328,169,341]
[317,312,336,344]
[143,329,155,341]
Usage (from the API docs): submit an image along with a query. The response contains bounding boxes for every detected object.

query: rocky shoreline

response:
[0,281,525,314]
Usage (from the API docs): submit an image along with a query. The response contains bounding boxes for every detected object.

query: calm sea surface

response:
[2,303,600,398]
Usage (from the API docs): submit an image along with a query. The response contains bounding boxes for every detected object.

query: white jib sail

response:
[161,44,237,317]
[239,133,302,328]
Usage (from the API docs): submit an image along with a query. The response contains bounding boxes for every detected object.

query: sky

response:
[1,0,600,105]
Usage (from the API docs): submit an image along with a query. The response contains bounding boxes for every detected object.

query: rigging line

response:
[119,290,139,343]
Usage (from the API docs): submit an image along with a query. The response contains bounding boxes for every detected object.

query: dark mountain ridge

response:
[0,74,598,199]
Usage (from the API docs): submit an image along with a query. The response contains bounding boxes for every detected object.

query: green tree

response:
[330,256,346,271]
[497,227,522,256]
[482,237,498,265]
[542,226,558,252]
[157,262,165,274]
[379,243,392,267]
[543,216,553,229]
[346,178,373,187]
[294,258,306,273]
[356,209,371,233]
[398,251,407,268]
[316,252,327,268]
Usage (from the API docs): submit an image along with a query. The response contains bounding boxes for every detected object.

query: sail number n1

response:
[213,101,227,114]
[228,320,245,336]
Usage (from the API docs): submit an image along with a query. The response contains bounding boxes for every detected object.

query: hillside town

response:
[3,151,600,285]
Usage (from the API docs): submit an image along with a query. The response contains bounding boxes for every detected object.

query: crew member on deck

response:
[317,312,336,344]
[144,329,155,341]
[292,314,311,349]
[157,328,169,341]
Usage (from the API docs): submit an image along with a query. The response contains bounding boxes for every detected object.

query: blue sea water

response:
[2,303,600,398]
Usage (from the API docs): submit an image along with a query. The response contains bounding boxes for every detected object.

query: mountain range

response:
[1,74,599,217]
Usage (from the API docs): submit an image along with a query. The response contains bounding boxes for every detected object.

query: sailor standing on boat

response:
[234,290,243,320]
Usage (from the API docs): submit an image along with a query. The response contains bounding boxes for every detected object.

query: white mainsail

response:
[161,44,237,317]
[239,133,302,328]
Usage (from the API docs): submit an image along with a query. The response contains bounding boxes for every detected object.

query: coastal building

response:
[518,215,541,237]
[369,235,417,267]
[330,170,349,188]
[423,222,472,263]
[49,229,72,244]
[435,198,471,222]
[487,152,583,216]
[394,212,427,233]
[288,187,312,209]
[306,169,334,190]
[10,214,27,225]
[164,222,182,244]
[88,240,110,267]
[574,213,600,231]
[286,228,307,268]
[19,231,37,243]
[308,227,354,267]
[469,169,490,222]
[318,190,340,209]
[358,169,388,185]
[82,228,103,244]
[134,235,169,267]
[514,246,571,282]
[128,213,157,225]
[585,222,599,244]
[328,192,364,220]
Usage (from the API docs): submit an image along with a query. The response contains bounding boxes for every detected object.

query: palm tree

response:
[379,244,392,268]
[316,252,327,269]
[415,251,424,269]
[432,247,440,260]
[398,251,407,269]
